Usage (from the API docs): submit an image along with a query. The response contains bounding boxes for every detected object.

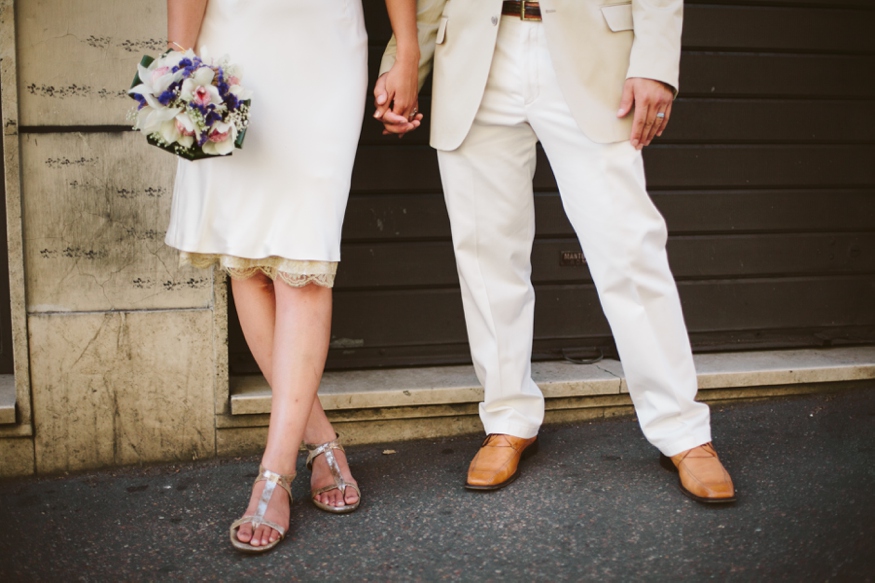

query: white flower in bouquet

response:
[203,120,238,156]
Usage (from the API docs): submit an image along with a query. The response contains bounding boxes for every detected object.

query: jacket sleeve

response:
[626,0,683,95]
[379,0,448,90]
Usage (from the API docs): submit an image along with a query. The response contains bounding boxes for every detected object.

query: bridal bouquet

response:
[128,49,252,160]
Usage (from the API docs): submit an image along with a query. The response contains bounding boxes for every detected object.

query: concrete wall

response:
[1,0,225,476]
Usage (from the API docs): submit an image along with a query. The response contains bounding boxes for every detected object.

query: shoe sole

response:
[465,438,539,491]
[230,529,284,554]
[659,453,737,505]
[312,499,361,514]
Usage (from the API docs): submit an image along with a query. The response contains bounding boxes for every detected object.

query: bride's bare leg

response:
[229,274,332,547]
[233,277,360,510]
[230,275,358,546]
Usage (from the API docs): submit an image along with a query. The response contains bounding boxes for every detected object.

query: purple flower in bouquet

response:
[127,48,252,159]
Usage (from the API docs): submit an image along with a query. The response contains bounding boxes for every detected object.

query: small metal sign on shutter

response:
[559,251,586,267]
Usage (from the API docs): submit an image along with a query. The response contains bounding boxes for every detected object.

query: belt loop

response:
[502,0,542,22]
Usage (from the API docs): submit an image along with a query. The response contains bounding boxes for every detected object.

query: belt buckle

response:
[520,0,533,21]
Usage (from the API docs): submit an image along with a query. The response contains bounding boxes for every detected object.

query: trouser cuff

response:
[657,428,714,458]
[481,419,540,440]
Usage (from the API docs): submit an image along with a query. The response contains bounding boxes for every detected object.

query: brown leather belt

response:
[501,0,542,21]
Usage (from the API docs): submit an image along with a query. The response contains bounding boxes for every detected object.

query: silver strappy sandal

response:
[229,465,296,553]
[306,436,362,514]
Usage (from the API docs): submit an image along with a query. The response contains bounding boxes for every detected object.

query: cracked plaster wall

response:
[16,0,166,126]
[21,132,210,312]
[0,1,224,475]
[29,310,215,473]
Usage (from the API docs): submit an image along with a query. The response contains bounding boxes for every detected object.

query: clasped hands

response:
[373,63,423,137]
[373,75,674,148]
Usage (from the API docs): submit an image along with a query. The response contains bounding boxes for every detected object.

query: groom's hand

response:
[373,73,423,138]
[617,78,674,150]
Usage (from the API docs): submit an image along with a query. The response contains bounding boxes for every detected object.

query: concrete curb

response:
[231,346,875,414]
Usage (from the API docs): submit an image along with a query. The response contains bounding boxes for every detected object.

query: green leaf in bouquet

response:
[129,54,156,101]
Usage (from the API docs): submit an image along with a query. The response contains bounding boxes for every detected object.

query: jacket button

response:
[491,15,498,25]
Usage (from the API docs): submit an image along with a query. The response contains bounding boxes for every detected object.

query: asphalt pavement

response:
[1,386,874,582]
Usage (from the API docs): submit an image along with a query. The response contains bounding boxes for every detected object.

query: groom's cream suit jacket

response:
[381,0,683,150]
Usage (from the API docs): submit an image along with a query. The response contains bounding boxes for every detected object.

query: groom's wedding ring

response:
[656,112,666,119]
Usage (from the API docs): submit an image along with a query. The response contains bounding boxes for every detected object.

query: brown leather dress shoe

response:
[660,442,736,504]
[465,433,538,491]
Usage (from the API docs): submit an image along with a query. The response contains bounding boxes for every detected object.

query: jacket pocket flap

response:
[601,3,633,32]
[436,17,448,44]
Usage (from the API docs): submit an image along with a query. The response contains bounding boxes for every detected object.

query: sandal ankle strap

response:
[305,434,345,470]
[254,465,296,501]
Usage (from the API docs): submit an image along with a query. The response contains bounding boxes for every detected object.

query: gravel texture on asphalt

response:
[1,386,873,581]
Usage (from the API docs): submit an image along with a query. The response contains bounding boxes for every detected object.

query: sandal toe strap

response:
[230,515,287,538]
[311,480,360,498]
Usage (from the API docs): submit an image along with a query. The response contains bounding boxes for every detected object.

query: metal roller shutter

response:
[229,0,875,373]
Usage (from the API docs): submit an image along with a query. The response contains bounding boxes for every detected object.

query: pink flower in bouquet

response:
[193,86,212,107]
[175,116,196,137]
[228,76,241,86]
[181,72,221,108]
[208,127,229,143]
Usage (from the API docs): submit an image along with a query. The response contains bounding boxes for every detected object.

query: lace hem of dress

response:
[180,252,337,288]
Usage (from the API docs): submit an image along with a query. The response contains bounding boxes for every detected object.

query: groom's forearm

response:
[167,0,208,51]
[380,0,447,89]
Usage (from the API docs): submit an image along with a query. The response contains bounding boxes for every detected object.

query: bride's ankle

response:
[303,430,339,446]
[258,457,297,477]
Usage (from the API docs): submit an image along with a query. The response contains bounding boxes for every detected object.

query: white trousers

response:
[437,17,712,457]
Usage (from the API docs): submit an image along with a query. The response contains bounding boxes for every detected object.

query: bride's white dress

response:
[165,0,368,287]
